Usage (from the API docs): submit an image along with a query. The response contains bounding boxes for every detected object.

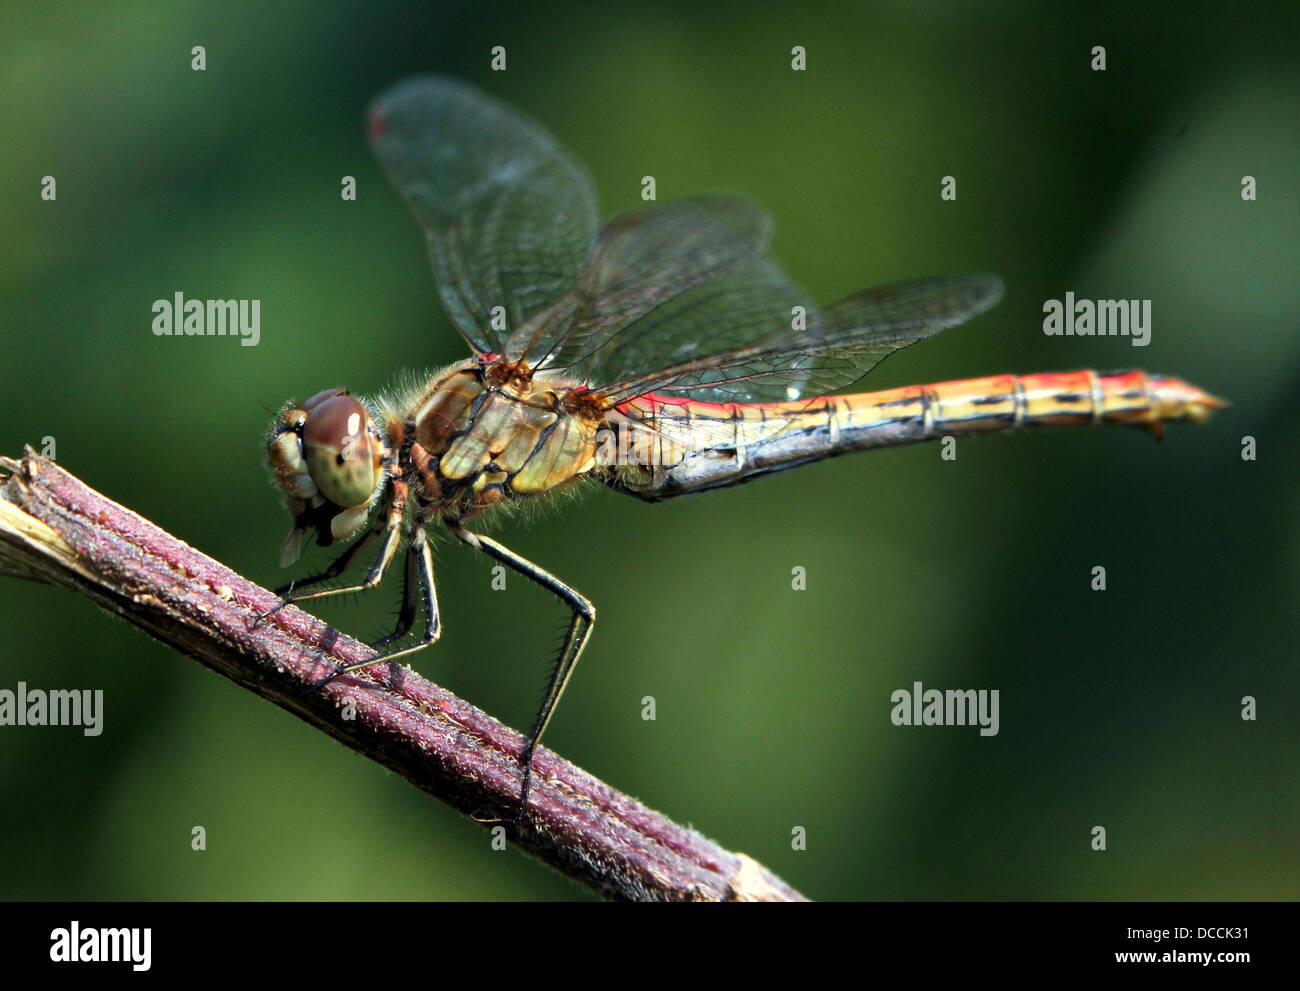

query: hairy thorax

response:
[401,358,604,520]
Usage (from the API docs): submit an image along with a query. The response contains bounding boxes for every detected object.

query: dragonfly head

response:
[266,388,386,565]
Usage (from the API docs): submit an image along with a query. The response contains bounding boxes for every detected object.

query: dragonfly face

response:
[267,388,388,566]
[263,75,1223,814]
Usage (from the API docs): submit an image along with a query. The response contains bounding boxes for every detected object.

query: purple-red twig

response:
[0,449,805,902]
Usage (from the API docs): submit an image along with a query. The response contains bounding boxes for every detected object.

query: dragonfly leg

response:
[451,524,596,812]
[368,541,422,648]
[273,520,383,598]
[259,481,408,630]
[264,473,441,683]
[271,481,407,609]
[325,527,441,679]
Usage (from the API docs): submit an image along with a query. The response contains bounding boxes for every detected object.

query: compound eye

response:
[302,387,348,412]
[301,395,382,507]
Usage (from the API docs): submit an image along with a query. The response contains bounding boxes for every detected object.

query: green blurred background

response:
[1,1,1296,901]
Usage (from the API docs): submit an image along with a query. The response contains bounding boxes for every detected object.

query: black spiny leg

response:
[452,524,596,814]
[273,517,384,598]
[369,541,421,649]
[321,527,441,680]
[265,480,409,618]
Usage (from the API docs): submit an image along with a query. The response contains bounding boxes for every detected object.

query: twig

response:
[0,448,805,902]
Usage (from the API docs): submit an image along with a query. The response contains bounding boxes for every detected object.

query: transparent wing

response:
[506,195,773,368]
[593,273,1005,405]
[562,254,824,402]
[368,76,599,355]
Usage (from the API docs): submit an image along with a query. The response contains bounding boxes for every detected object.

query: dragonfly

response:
[264,76,1224,811]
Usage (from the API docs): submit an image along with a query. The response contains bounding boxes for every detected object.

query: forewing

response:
[368,76,599,355]
[595,273,1005,404]
[559,255,819,401]
[507,195,774,368]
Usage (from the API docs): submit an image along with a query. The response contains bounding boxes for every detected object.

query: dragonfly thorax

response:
[406,358,602,519]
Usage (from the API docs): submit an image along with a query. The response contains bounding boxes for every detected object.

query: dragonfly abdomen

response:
[611,370,1224,500]
[852,369,1223,439]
